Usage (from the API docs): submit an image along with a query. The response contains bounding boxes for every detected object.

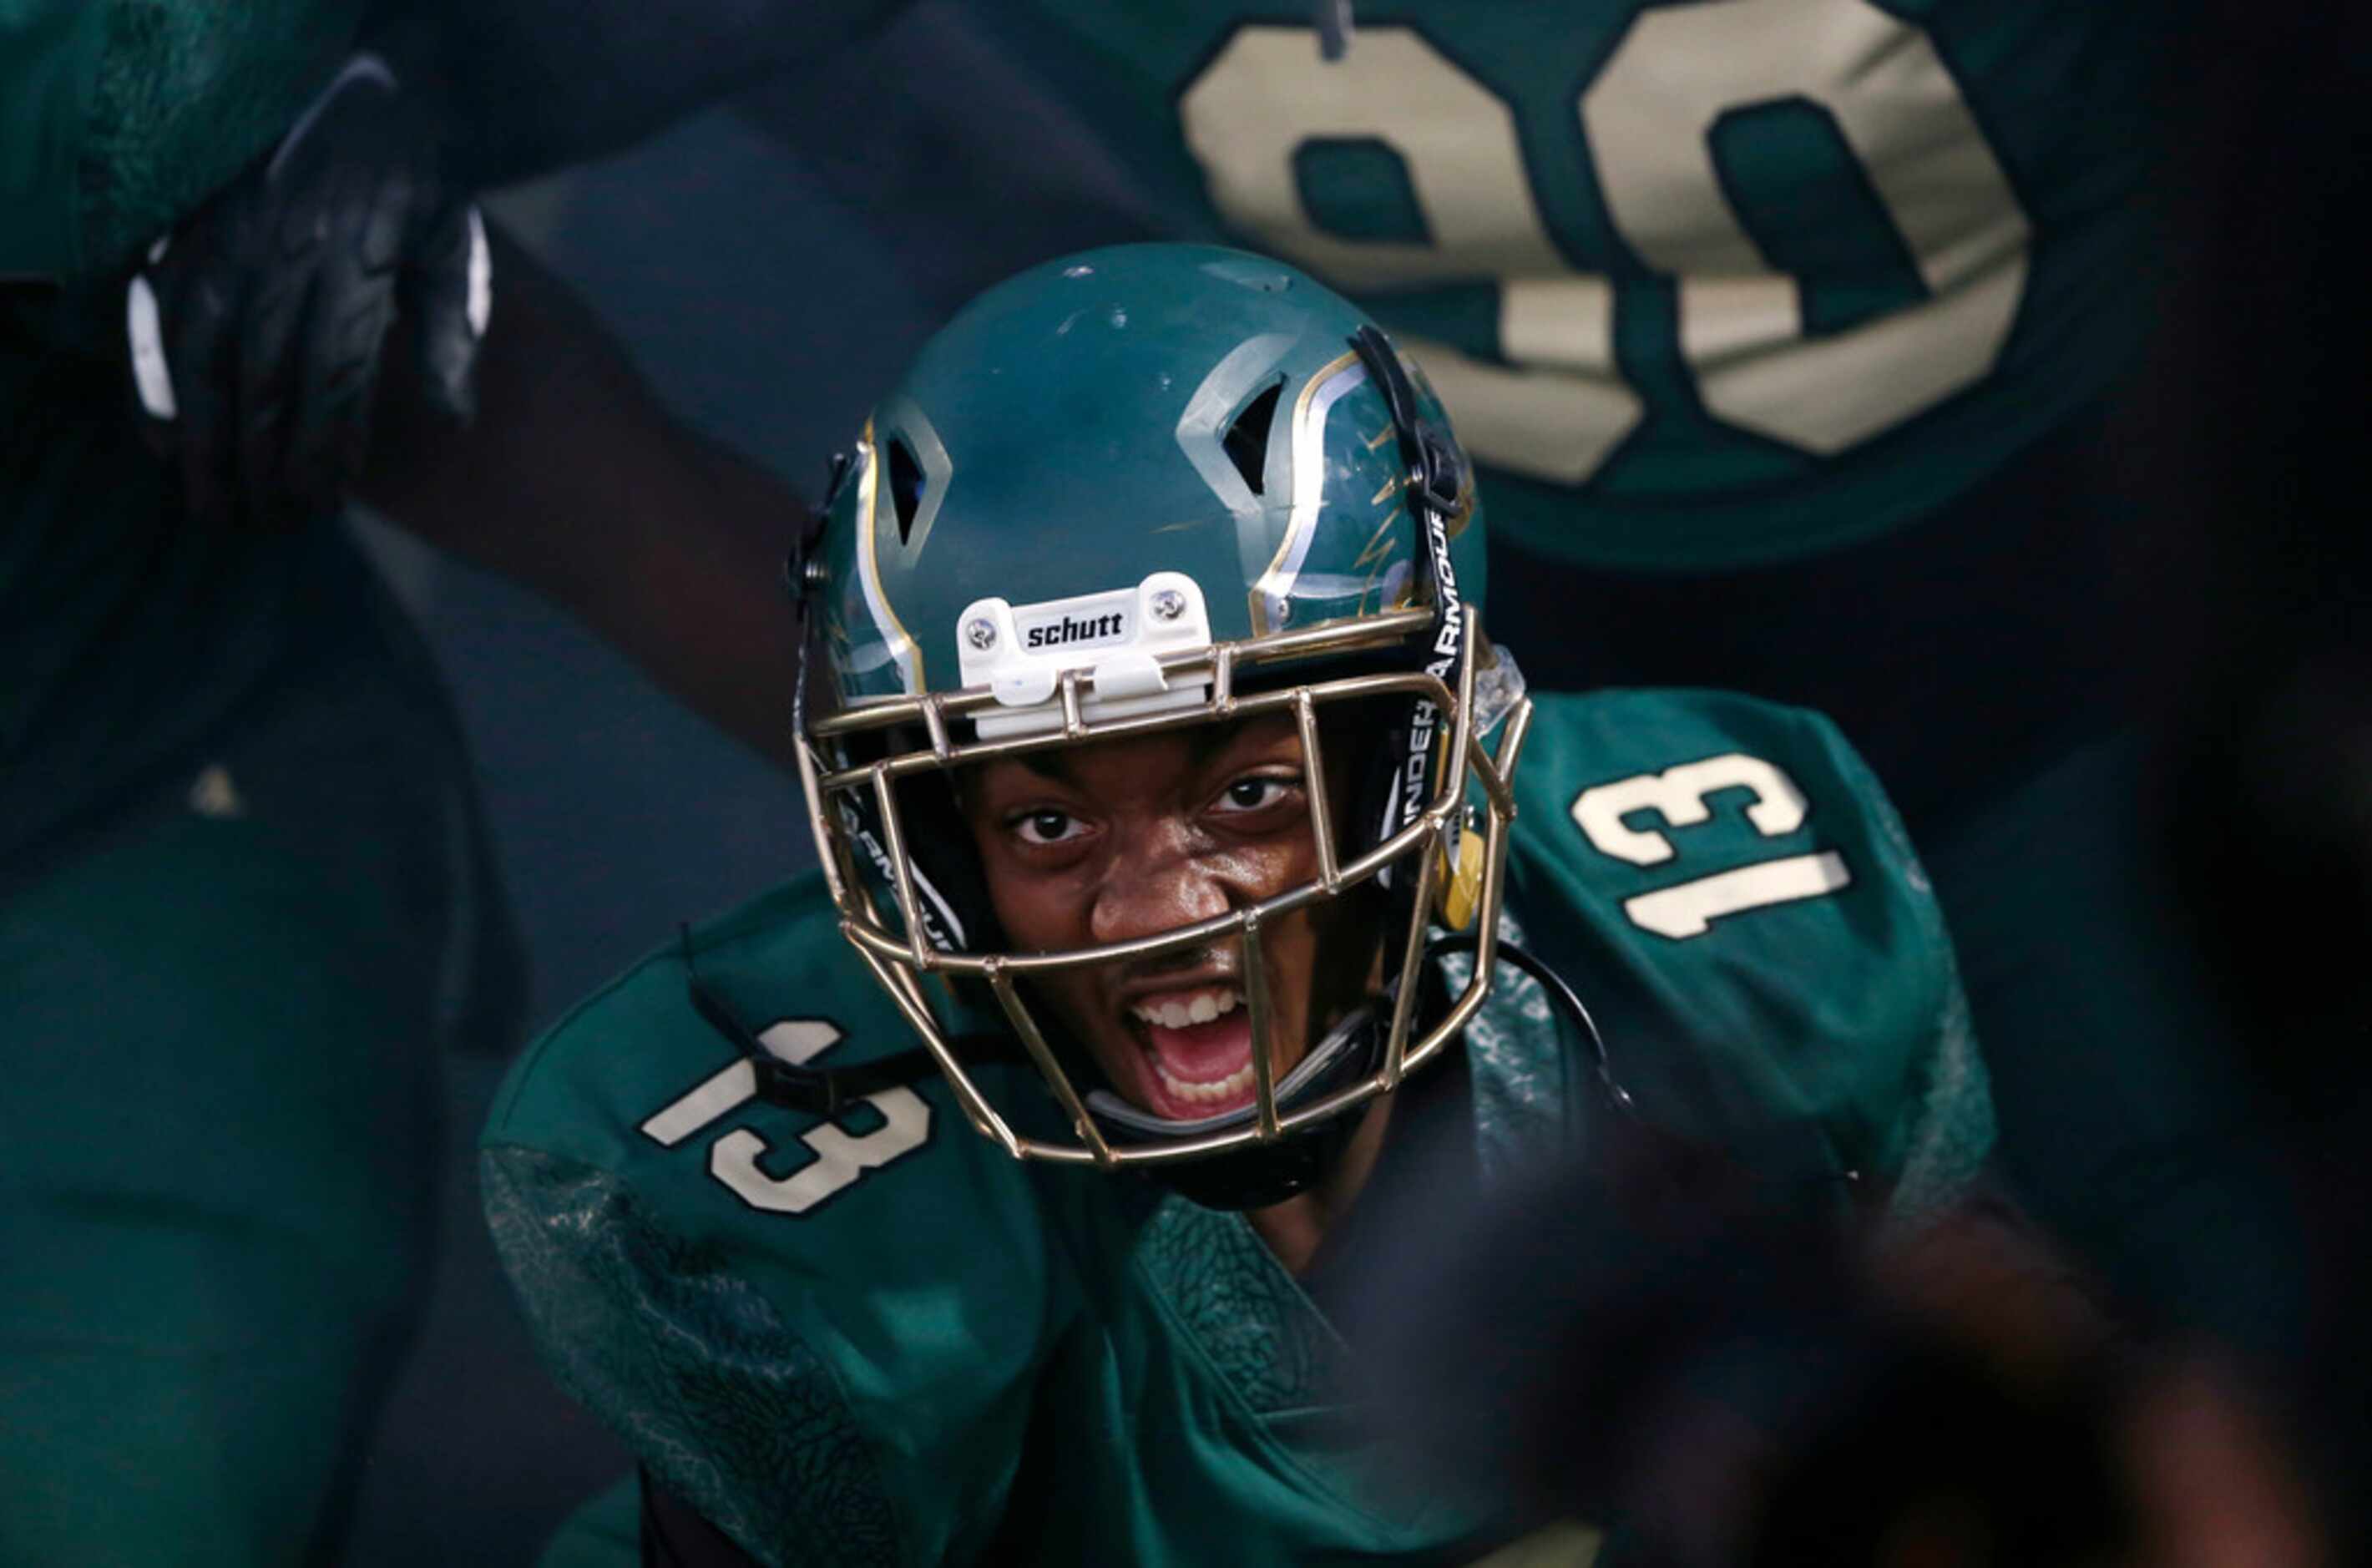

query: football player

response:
[129,0,2294,1378]
[484,245,1998,1565]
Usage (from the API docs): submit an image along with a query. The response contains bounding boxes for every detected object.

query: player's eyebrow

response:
[1014,749,1078,786]
[1006,720,1261,787]
[1196,721,1254,764]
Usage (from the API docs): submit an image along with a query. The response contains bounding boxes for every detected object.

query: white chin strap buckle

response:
[955,573,1214,741]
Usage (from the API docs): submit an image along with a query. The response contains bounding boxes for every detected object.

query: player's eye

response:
[1010,808,1089,846]
[1211,773,1301,816]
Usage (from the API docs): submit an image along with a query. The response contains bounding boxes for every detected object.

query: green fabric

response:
[484,687,1985,1565]
[0,599,477,1563]
[1506,690,1992,1220]
[76,0,363,275]
[0,1,106,281]
[0,0,362,281]
[953,0,2157,570]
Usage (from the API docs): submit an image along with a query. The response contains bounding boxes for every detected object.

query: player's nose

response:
[1088,820,1229,947]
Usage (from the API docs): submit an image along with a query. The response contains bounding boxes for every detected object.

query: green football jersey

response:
[1,0,362,281]
[900,0,2157,570]
[483,688,1991,1566]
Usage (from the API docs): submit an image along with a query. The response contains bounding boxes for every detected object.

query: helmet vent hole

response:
[887,437,926,545]
[1222,381,1284,498]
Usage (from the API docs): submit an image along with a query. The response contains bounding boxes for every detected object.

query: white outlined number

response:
[640,1019,930,1214]
[1570,754,1851,938]
[1179,2,2031,483]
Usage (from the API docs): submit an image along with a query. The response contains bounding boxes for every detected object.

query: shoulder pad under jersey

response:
[1501,688,1991,1223]
[482,876,1061,1565]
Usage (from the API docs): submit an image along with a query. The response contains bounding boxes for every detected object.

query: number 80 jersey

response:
[972,0,2153,569]
[481,688,1990,1565]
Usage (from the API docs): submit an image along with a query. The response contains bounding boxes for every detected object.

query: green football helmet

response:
[792,244,1533,1204]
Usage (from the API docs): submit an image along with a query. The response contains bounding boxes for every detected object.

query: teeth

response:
[1152,1060,1255,1105]
[1130,988,1242,1031]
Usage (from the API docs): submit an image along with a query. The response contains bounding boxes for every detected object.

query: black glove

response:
[125,49,488,530]
[1360,1130,2137,1568]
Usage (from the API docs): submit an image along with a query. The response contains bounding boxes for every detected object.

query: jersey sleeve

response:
[482,1142,903,1565]
[481,884,1066,1568]
[1506,689,1994,1227]
[2,0,365,281]
[0,0,100,280]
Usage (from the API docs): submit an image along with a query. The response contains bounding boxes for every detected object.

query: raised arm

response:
[109,0,911,532]
[359,224,810,771]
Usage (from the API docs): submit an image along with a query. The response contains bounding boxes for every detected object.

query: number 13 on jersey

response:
[1571,753,1851,938]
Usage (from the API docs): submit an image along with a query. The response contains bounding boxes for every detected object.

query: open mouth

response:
[1124,984,1258,1119]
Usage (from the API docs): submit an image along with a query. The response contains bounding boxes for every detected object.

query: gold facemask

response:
[796,604,1534,1171]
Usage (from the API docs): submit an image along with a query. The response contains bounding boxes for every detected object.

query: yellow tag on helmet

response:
[1436,824,1485,932]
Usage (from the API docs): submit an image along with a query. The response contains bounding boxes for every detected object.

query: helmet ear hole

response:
[1221,379,1284,497]
[886,436,927,546]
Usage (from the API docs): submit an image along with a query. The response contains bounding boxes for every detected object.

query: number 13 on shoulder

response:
[1570,754,1851,938]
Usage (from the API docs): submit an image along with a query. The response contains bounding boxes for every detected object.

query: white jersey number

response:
[1570,753,1851,938]
[640,1018,931,1215]
[1178,1,2031,483]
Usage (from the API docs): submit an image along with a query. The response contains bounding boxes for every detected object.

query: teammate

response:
[484,245,1998,1565]
[1,11,503,1559]
[1,6,823,1559]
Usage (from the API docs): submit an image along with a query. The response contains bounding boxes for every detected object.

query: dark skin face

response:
[958,714,1383,1126]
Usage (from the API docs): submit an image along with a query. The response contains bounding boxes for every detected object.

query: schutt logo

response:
[1022,610,1127,650]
